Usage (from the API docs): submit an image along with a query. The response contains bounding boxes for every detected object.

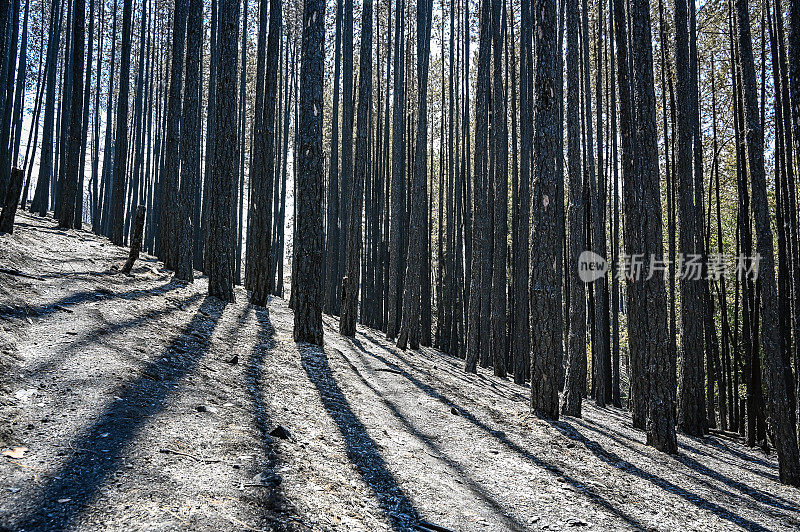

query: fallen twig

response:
[413,520,458,532]
[375,367,402,375]
[0,267,43,280]
[53,304,74,313]
[158,447,221,464]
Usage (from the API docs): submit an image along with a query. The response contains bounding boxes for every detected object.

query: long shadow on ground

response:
[353,335,788,531]
[245,304,307,530]
[334,345,529,531]
[300,343,421,531]
[571,417,799,518]
[26,291,204,377]
[11,297,224,531]
[552,421,781,532]
[0,280,183,320]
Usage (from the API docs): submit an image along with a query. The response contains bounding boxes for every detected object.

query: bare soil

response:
[1,211,798,531]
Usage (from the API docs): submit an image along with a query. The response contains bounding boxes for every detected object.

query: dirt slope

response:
[1,212,798,532]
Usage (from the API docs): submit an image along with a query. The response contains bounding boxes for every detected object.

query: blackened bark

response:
[109,0,133,246]
[206,0,240,302]
[529,0,563,419]
[512,0,531,385]
[58,0,85,230]
[562,0,585,418]
[790,0,800,193]
[325,0,343,314]
[341,0,373,337]
[584,0,609,407]
[176,0,203,282]
[159,0,188,269]
[490,0,507,377]
[735,0,800,485]
[0,0,17,198]
[674,0,706,436]
[31,0,61,216]
[122,205,146,274]
[0,168,23,233]
[75,0,94,228]
[465,0,491,373]
[387,0,405,338]
[629,0,675,453]
[293,0,326,345]
[249,0,281,306]
[398,0,433,351]
[611,0,643,427]
[339,0,355,305]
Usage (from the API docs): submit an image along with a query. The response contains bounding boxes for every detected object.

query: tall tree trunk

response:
[465,0,492,373]
[529,0,563,419]
[159,0,188,268]
[735,0,800,486]
[562,0,585,418]
[249,0,281,305]
[293,0,326,344]
[58,0,85,230]
[629,0,675,452]
[109,0,133,245]
[206,0,240,302]
[387,0,406,339]
[325,0,343,314]
[398,0,433,351]
[341,0,374,337]
[490,0,507,376]
[674,0,707,437]
[175,0,203,281]
[30,0,62,216]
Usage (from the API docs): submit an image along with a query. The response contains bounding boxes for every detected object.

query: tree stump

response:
[122,205,146,274]
[0,168,25,234]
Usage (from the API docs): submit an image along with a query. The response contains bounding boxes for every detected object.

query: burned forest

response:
[2,0,800,529]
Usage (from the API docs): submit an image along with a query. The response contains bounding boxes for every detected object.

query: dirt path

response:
[1,212,799,531]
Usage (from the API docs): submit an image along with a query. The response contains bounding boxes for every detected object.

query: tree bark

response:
[529,0,563,419]
[341,0,374,337]
[206,0,240,302]
[735,0,800,485]
[109,0,133,246]
[629,0,676,452]
[293,0,326,345]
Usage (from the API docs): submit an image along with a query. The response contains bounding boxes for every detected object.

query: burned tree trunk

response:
[293,0,326,345]
[529,0,563,420]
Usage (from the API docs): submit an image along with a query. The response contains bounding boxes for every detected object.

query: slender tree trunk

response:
[325,0,343,314]
[249,0,281,305]
[465,0,492,372]
[562,0,585,418]
[735,0,800,485]
[341,0,374,337]
[58,0,85,230]
[31,0,62,216]
[293,0,326,344]
[206,0,240,302]
[674,0,707,436]
[175,0,203,281]
[109,0,133,245]
[529,0,563,419]
[159,0,188,268]
[387,0,406,339]
[629,0,675,452]
[490,0,507,376]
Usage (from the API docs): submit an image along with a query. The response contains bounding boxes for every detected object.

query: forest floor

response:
[1,211,799,532]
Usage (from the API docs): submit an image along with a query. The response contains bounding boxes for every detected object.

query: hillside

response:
[1,212,798,531]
